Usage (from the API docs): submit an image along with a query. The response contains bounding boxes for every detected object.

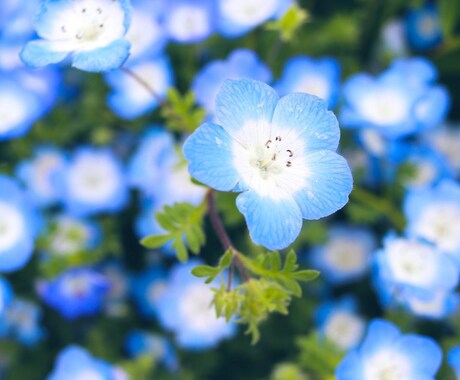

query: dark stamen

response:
[265,140,272,148]
[287,149,293,157]
[286,161,292,167]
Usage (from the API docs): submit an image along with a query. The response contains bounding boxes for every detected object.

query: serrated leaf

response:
[219,249,233,269]
[172,238,188,262]
[283,250,298,272]
[292,270,320,282]
[140,234,171,249]
[156,212,176,231]
[281,278,302,297]
[191,265,219,278]
[268,251,282,271]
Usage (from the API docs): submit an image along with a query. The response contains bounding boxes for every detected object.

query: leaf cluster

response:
[141,202,207,262]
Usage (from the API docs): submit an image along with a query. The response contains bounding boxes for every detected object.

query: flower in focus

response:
[336,319,442,379]
[184,79,353,250]
[20,0,132,72]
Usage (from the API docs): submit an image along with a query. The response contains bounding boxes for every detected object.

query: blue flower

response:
[16,147,67,207]
[404,179,460,262]
[105,55,173,119]
[217,0,291,37]
[0,175,41,272]
[425,124,460,176]
[154,260,236,350]
[183,79,353,250]
[192,49,271,116]
[336,319,442,380]
[0,298,45,346]
[403,288,459,319]
[315,296,365,351]
[130,265,167,319]
[405,3,443,51]
[0,277,13,315]
[59,147,128,217]
[37,267,110,320]
[341,57,449,138]
[309,225,375,285]
[448,346,460,378]
[47,345,123,380]
[125,330,178,371]
[275,56,341,109]
[20,0,132,72]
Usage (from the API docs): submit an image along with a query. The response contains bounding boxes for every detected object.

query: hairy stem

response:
[206,190,251,284]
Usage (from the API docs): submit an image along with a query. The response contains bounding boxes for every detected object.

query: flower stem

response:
[206,190,251,285]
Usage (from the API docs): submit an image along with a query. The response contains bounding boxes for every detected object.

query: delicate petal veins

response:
[20,40,69,68]
[72,39,130,72]
[236,190,302,250]
[215,79,279,146]
[293,150,353,220]
[183,123,240,192]
[271,93,340,152]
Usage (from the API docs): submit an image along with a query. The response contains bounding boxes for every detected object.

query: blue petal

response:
[271,93,340,152]
[0,237,34,272]
[72,39,131,72]
[293,150,353,219]
[236,190,302,250]
[20,40,69,68]
[360,319,400,357]
[335,350,365,380]
[215,79,279,141]
[395,335,442,375]
[183,123,240,191]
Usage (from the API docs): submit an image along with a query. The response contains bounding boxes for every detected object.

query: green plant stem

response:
[120,67,190,131]
[351,187,405,231]
[206,190,251,284]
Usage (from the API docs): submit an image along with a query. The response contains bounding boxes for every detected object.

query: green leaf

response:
[265,3,310,41]
[191,265,219,278]
[439,0,460,38]
[140,234,171,249]
[219,249,234,269]
[292,270,320,282]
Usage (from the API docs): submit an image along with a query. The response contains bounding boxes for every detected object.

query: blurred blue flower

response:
[47,345,125,380]
[154,260,236,350]
[184,79,353,250]
[0,277,13,315]
[16,147,67,207]
[0,175,41,272]
[403,288,459,319]
[0,0,38,41]
[405,3,442,51]
[125,330,178,371]
[424,124,460,177]
[0,298,45,346]
[105,55,173,119]
[217,0,291,37]
[309,225,375,285]
[341,57,449,138]
[163,0,216,44]
[275,56,341,108]
[448,346,460,378]
[192,49,272,116]
[59,147,128,217]
[99,260,129,317]
[37,267,110,320]
[130,265,167,319]
[316,296,365,351]
[21,0,132,72]
[404,179,460,263]
[336,319,442,379]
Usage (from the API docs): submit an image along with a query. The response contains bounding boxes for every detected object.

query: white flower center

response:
[324,311,364,350]
[43,0,125,52]
[0,203,24,252]
[74,370,104,380]
[364,349,411,380]
[167,5,210,41]
[294,76,330,102]
[68,155,119,204]
[418,13,438,37]
[62,274,90,297]
[0,92,28,133]
[178,284,225,332]
[359,89,410,126]
[386,238,436,287]
[324,239,368,272]
[414,202,460,252]
[220,0,279,26]
[32,154,62,196]
[50,218,89,255]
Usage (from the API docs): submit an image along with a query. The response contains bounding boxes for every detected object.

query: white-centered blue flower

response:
[20,0,132,72]
[0,175,41,272]
[336,319,442,380]
[183,79,353,250]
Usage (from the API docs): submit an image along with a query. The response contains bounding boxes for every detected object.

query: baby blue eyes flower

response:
[183,79,353,250]
[336,319,442,380]
[20,0,132,72]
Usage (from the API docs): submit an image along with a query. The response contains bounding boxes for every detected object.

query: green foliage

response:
[297,332,345,380]
[266,3,310,42]
[119,355,156,380]
[141,202,207,262]
[270,363,309,380]
[439,0,460,39]
[161,88,206,133]
[191,248,233,283]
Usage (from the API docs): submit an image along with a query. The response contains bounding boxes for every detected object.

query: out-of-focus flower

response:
[0,278,13,315]
[275,56,341,109]
[336,319,442,379]
[21,0,132,72]
[0,175,41,272]
[37,267,110,319]
[184,79,353,249]
[192,49,272,116]
[59,147,128,217]
[309,226,375,285]
[405,3,442,51]
[154,260,236,349]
